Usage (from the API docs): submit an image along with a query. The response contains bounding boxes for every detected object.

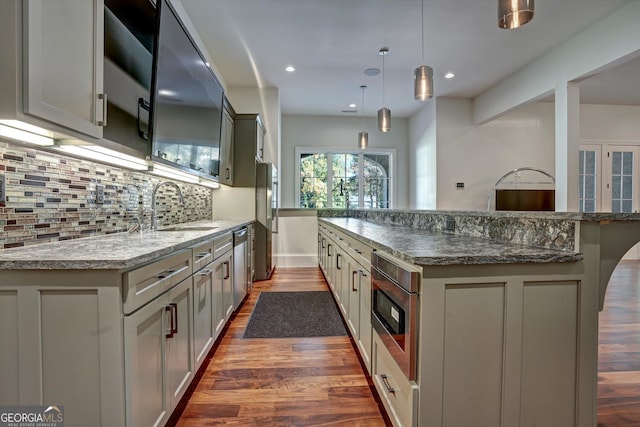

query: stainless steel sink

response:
[157,226,218,232]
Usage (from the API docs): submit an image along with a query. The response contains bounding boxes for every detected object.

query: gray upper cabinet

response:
[103,0,156,157]
[0,0,106,139]
[233,114,266,187]
[219,100,235,186]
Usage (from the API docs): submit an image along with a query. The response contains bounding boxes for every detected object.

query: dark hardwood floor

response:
[175,267,389,426]
[171,261,640,426]
[598,260,640,426]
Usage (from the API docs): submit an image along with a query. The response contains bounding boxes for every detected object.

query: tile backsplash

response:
[0,140,213,249]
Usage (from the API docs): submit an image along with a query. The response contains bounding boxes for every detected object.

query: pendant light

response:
[498,0,534,29]
[377,47,391,133]
[414,0,433,101]
[358,85,368,149]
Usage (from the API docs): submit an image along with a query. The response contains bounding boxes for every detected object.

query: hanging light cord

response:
[361,86,366,131]
[421,0,425,63]
[382,52,386,107]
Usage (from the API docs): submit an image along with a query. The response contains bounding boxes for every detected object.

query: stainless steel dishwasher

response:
[232,228,248,311]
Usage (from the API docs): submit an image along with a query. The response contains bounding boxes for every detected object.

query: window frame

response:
[295,146,396,209]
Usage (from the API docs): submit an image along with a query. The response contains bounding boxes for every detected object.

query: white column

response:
[555,82,580,212]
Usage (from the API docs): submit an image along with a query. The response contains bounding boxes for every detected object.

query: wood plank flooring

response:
[598,260,640,426]
[170,262,640,426]
[173,267,389,426]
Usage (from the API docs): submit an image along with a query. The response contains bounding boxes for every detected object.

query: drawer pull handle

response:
[197,252,211,259]
[381,374,395,395]
[223,261,230,279]
[354,248,362,254]
[165,303,178,338]
[198,269,213,276]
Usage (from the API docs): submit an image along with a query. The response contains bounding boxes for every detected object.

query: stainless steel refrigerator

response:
[254,162,277,280]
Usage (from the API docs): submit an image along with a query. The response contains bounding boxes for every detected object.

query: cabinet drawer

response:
[123,249,192,314]
[213,232,233,259]
[349,237,372,266]
[192,240,214,272]
[372,331,418,427]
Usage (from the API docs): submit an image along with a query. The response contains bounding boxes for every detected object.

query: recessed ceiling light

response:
[444,72,455,79]
[285,65,296,72]
[364,68,381,77]
[349,103,357,109]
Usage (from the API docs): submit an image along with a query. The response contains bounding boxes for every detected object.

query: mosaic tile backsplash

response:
[0,140,213,249]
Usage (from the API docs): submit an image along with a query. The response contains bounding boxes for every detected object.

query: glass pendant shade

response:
[377,107,391,133]
[414,65,433,101]
[358,131,368,149]
[498,0,534,29]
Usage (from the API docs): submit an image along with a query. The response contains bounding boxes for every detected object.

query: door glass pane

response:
[610,150,633,213]
[579,150,597,213]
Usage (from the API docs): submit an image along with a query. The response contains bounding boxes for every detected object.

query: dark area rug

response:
[243,291,347,338]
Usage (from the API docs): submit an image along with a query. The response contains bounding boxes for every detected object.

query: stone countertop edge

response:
[0,219,254,271]
[319,217,583,266]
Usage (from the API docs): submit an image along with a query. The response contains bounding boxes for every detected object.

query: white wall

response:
[227,87,281,171]
[409,100,437,209]
[281,114,410,208]
[415,99,556,211]
[408,100,640,212]
[581,104,640,141]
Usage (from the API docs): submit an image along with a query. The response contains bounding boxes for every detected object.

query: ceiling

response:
[180,0,637,119]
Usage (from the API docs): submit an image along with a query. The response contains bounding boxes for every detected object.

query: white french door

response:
[602,146,639,214]
[582,143,640,258]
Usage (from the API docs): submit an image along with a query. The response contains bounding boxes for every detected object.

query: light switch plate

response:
[0,174,5,202]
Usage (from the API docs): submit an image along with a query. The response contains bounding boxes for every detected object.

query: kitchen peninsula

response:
[0,219,251,427]
[2,210,640,427]
[317,209,640,427]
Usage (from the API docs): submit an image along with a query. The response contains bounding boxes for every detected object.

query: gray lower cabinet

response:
[124,278,194,427]
[0,226,248,427]
[193,265,215,367]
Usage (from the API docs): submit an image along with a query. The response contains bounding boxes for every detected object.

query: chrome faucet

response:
[151,181,186,230]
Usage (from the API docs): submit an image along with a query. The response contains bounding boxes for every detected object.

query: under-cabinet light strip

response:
[0,122,54,146]
[54,144,149,170]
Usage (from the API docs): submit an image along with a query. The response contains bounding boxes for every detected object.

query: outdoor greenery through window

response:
[298,150,392,209]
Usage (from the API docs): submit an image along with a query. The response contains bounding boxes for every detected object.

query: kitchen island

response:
[318,210,640,427]
[0,219,251,427]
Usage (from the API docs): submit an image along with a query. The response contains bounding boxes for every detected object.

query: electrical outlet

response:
[96,185,105,204]
[0,174,5,202]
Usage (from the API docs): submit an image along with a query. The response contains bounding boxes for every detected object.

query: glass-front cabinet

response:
[149,0,224,180]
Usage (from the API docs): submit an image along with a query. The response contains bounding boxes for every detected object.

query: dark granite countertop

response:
[320,217,582,266]
[0,219,252,270]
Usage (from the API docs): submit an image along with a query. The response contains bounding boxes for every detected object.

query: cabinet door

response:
[357,269,372,372]
[337,248,350,317]
[256,119,265,161]
[222,252,234,321]
[212,256,226,337]
[124,296,168,427]
[219,108,234,186]
[23,0,105,138]
[164,279,194,410]
[326,240,335,291]
[333,246,344,308]
[347,257,361,338]
[193,266,214,368]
